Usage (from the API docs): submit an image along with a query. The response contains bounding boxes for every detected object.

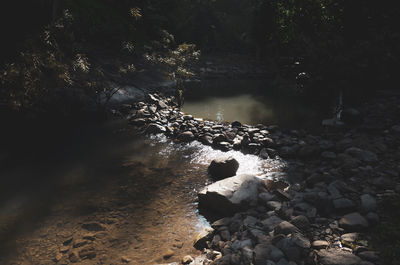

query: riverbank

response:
[122,90,399,265]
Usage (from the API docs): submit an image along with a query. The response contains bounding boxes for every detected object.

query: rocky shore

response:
[119,91,400,265]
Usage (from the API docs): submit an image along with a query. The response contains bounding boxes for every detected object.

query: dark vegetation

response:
[1,0,399,116]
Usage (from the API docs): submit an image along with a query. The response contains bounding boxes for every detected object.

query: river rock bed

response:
[118,92,400,265]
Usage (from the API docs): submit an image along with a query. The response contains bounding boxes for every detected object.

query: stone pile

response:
[121,93,400,265]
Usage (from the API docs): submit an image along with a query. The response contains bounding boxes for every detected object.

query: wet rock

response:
[341,108,363,124]
[365,212,379,225]
[121,256,132,263]
[357,251,379,262]
[178,131,195,142]
[182,255,194,264]
[73,239,88,248]
[317,249,362,265]
[193,227,214,250]
[78,246,96,259]
[146,123,166,134]
[333,198,356,212]
[69,251,80,263]
[339,212,369,231]
[259,148,270,159]
[266,201,282,211]
[360,194,377,212]
[231,121,242,127]
[275,234,310,261]
[81,222,106,231]
[199,174,262,215]
[231,239,253,251]
[59,246,70,253]
[162,249,175,259]
[345,147,378,163]
[207,157,239,180]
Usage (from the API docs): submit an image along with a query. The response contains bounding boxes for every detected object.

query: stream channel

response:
[0,77,316,264]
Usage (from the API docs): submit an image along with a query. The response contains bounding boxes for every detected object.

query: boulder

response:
[199,174,263,215]
[178,131,195,142]
[208,157,239,180]
[339,212,369,231]
[193,227,214,250]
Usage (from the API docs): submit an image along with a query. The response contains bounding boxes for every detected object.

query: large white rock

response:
[198,174,263,215]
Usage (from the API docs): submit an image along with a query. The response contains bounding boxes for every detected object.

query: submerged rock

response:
[317,249,362,265]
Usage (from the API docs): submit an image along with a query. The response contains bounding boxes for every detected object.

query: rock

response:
[339,212,369,231]
[259,148,270,159]
[298,145,320,157]
[146,123,166,134]
[198,174,262,215]
[365,212,379,225]
[321,151,337,159]
[357,251,379,262]
[341,108,363,124]
[254,244,271,265]
[274,221,300,235]
[275,234,310,261]
[182,255,194,264]
[121,256,132,263]
[262,216,283,232]
[69,251,80,263]
[59,246,70,253]
[193,227,214,250]
[162,249,175,259]
[341,233,359,243]
[345,147,377,163]
[207,157,239,180]
[78,246,96,259]
[266,201,282,211]
[290,215,310,231]
[360,194,377,212]
[73,239,88,248]
[231,121,242,127]
[333,198,356,212]
[81,222,106,231]
[178,131,195,142]
[317,249,362,265]
[312,240,329,249]
[269,246,284,262]
[259,192,276,203]
[231,239,253,251]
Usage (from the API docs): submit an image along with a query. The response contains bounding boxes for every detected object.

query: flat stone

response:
[78,246,96,259]
[81,222,106,232]
[339,212,369,231]
[121,256,132,263]
[341,233,359,243]
[312,240,329,249]
[317,249,362,265]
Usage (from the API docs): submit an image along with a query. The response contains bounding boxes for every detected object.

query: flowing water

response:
[0,118,282,265]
